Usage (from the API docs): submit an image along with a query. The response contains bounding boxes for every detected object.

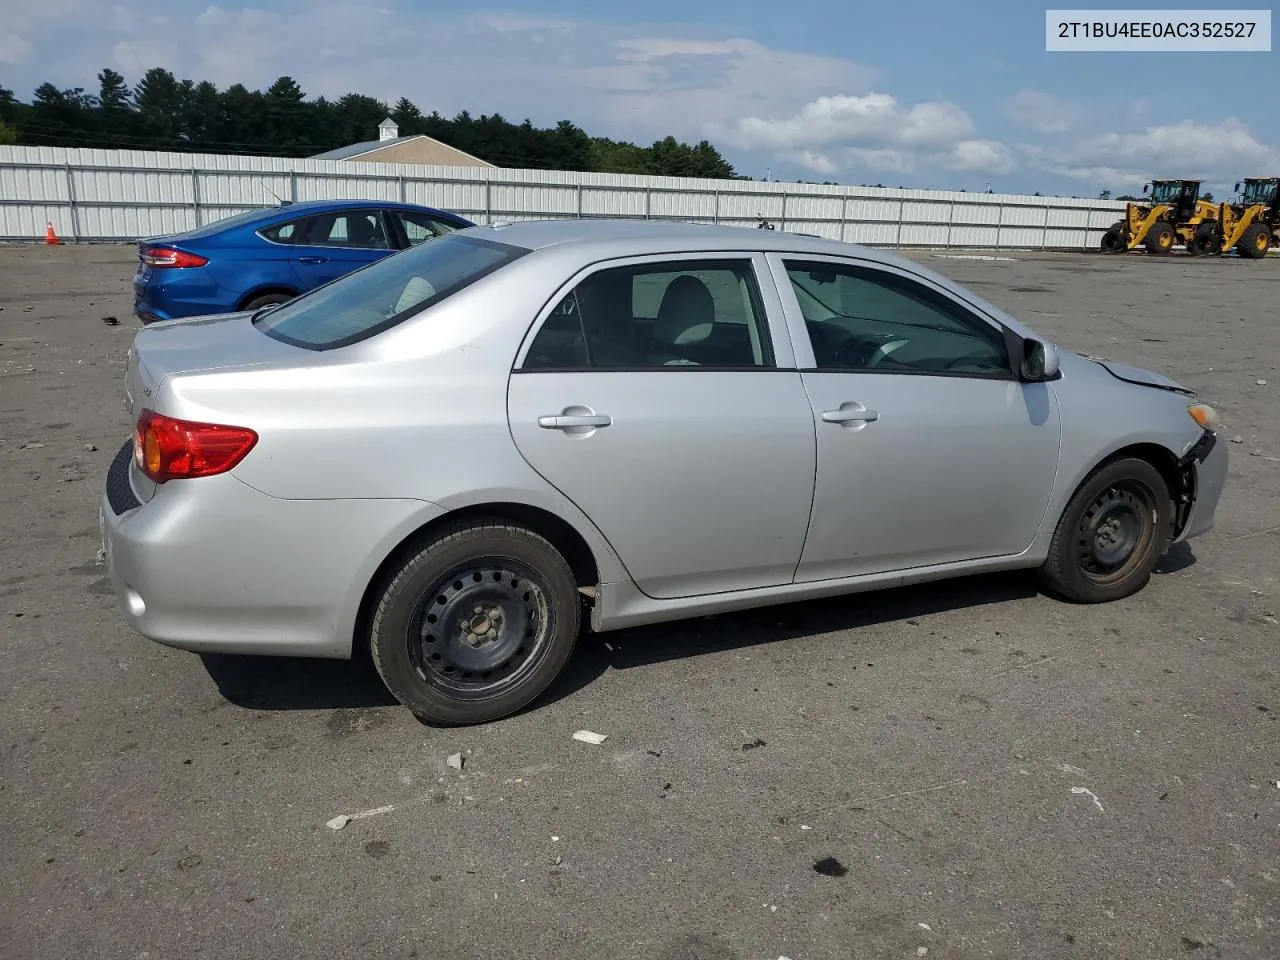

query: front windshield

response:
[254,233,528,350]
[1242,180,1278,205]
[1149,182,1183,204]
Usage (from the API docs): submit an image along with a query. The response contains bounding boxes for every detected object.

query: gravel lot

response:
[1,243,1277,960]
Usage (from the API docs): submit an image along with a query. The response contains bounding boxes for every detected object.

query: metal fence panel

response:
[0,144,1126,249]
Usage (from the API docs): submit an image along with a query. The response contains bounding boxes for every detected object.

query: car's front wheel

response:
[1039,457,1173,603]
[369,521,581,725]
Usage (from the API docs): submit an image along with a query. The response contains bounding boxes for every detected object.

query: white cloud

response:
[615,38,747,61]
[1003,90,1087,135]
[721,92,1015,178]
[944,140,1016,174]
[0,32,31,63]
[790,150,840,175]
[1035,118,1279,188]
[726,93,974,151]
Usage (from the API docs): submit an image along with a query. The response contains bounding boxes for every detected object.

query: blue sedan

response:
[132,199,474,323]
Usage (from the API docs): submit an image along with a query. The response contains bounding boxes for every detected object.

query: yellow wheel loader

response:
[1190,178,1277,259]
[1099,179,1217,255]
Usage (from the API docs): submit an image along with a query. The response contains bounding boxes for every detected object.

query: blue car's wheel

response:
[242,292,294,312]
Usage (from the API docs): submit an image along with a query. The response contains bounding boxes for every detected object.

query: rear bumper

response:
[1176,430,1228,542]
[133,267,235,323]
[101,441,446,658]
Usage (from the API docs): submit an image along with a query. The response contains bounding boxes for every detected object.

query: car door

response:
[507,253,817,600]
[289,209,396,289]
[766,253,1062,582]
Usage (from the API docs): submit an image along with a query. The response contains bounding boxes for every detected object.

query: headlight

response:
[1187,403,1220,430]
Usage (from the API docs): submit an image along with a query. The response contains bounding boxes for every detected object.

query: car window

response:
[300,210,390,250]
[396,210,462,247]
[254,234,527,350]
[784,260,1011,377]
[259,220,301,244]
[522,259,774,370]
[177,207,276,239]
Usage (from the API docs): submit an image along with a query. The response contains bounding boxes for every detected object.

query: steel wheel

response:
[408,560,552,700]
[369,520,581,725]
[1075,482,1157,585]
[1038,457,1173,603]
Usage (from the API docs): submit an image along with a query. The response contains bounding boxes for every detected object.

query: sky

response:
[1,0,1277,196]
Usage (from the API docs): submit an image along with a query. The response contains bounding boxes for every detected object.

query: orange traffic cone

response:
[44,220,62,245]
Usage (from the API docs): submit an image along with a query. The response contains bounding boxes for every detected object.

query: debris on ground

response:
[1070,786,1105,812]
[741,737,767,751]
[918,923,933,931]
[446,752,464,771]
[20,442,45,450]
[552,854,562,865]
[102,316,119,326]
[572,730,608,745]
[1257,379,1268,386]
[812,856,848,877]
[1230,436,1244,444]
[326,815,351,831]
[83,443,97,452]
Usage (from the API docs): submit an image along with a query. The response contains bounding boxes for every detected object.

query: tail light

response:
[141,247,209,268]
[133,410,258,483]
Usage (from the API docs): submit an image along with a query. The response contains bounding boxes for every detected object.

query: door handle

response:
[822,406,879,423]
[297,256,328,264]
[538,414,612,429]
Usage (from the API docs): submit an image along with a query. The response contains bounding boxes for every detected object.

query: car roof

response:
[263,198,462,217]
[466,217,903,265]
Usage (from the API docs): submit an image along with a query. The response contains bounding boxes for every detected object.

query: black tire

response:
[242,291,294,311]
[1188,222,1221,256]
[369,520,580,725]
[1038,457,1173,604]
[1237,222,1272,260]
[1100,223,1125,253]
[1144,221,1175,255]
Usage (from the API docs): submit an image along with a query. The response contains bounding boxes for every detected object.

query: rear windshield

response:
[253,233,528,350]
[176,207,276,239]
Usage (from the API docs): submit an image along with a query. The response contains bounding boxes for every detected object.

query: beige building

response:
[311,118,496,168]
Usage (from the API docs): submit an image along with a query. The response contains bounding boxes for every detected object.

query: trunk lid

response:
[123,311,305,503]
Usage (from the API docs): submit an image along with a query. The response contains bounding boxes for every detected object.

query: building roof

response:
[310,134,494,166]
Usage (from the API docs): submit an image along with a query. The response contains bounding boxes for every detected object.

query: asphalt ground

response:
[1,242,1277,960]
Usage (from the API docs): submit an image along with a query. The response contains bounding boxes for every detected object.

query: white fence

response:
[0,144,1125,250]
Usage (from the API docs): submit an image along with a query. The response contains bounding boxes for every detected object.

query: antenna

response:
[259,179,289,206]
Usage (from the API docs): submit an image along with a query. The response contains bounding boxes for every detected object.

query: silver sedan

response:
[100,220,1228,724]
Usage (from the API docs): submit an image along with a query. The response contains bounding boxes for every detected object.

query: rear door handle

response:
[297,256,328,264]
[822,407,879,423]
[538,414,612,429]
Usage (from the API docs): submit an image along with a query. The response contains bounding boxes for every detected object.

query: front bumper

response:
[100,440,445,659]
[1175,429,1227,542]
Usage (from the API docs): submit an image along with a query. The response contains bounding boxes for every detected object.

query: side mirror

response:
[1021,338,1060,381]
[1143,183,1150,194]
[1234,181,1241,192]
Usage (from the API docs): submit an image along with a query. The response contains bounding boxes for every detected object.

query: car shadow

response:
[536,571,1040,711]
[200,548,1196,716]
[1154,540,1196,575]
[201,649,398,711]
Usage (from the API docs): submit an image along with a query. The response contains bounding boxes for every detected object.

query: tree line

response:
[0,68,738,179]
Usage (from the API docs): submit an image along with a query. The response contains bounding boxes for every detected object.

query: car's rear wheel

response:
[369,521,580,725]
[1038,458,1173,603]
[242,291,294,311]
